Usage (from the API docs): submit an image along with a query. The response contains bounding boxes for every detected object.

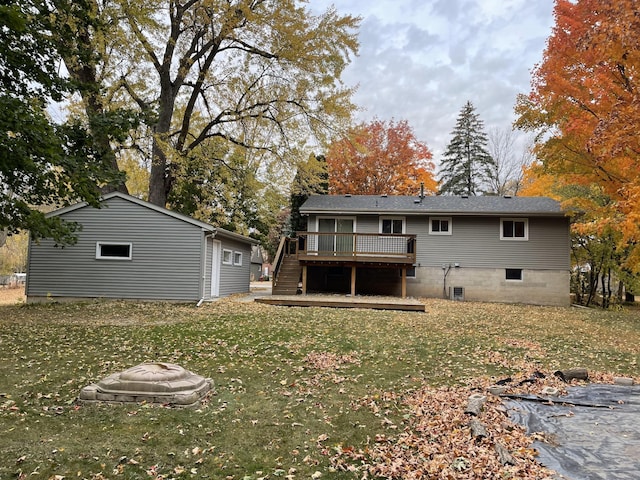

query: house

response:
[250,245,265,281]
[272,194,570,306]
[26,192,258,303]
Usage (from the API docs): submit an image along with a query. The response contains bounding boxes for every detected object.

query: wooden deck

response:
[255,294,426,312]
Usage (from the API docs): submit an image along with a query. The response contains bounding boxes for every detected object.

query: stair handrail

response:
[271,236,289,288]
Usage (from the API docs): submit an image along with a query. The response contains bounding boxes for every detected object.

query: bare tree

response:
[487,128,535,196]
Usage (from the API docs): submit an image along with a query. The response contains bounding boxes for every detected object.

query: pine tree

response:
[438,101,496,195]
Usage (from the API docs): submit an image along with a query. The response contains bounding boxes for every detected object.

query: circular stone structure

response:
[79,362,212,408]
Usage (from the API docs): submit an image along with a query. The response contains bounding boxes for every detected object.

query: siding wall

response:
[413,216,570,270]
[217,238,252,297]
[27,197,205,301]
[307,214,570,270]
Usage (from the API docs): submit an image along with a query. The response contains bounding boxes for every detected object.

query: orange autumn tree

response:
[515,0,640,272]
[326,118,436,195]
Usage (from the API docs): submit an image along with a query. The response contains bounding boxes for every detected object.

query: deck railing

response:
[296,232,416,263]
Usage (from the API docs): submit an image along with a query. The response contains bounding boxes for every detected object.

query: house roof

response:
[300,194,566,217]
[47,191,259,245]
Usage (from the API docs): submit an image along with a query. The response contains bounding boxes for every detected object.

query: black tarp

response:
[506,384,640,480]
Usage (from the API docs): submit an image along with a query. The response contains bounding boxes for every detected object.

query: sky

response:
[309,0,556,159]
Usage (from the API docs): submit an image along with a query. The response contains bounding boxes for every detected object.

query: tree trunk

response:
[148,139,169,207]
[58,0,127,197]
[554,368,588,383]
[147,87,177,207]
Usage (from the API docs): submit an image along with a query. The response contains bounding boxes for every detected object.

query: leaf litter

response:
[0,297,638,479]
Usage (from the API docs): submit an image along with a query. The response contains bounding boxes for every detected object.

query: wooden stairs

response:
[272,254,302,295]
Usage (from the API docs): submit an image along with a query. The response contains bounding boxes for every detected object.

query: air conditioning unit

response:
[450,286,465,301]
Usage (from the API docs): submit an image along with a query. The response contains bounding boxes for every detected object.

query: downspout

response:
[197,231,216,307]
[442,263,460,299]
[442,264,452,299]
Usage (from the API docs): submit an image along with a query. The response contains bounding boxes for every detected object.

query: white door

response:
[210,239,221,297]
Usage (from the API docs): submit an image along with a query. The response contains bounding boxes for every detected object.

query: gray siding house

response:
[273,194,570,306]
[26,192,258,303]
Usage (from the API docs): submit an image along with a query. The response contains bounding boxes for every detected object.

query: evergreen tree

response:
[438,101,496,195]
[289,154,329,234]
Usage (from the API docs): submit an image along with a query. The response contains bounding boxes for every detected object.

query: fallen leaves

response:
[331,381,557,479]
[0,297,638,479]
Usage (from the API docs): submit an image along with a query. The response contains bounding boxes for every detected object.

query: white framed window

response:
[222,249,233,265]
[501,218,528,240]
[429,217,452,235]
[96,242,132,260]
[233,251,243,266]
[506,268,523,281]
[380,217,405,234]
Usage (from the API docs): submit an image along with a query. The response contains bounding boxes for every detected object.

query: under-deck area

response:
[272,233,417,298]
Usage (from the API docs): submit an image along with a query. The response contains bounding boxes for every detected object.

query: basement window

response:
[96,242,132,260]
[505,268,523,281]
[399,266,416,278]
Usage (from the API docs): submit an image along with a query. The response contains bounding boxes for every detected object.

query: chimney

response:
[420,182,425,202]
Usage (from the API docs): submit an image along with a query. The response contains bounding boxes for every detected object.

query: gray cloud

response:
[311,0,554,158]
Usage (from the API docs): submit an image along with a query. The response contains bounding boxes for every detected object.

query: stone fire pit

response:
[79,362,212,408]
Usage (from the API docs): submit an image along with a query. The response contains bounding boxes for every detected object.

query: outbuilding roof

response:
[47,191,259,244]
[300,194,565,217]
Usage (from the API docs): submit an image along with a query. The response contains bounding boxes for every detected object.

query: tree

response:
[0,1,123,244]
[487,128,535,196]
[169,140,286,243]
[289,154,329,234]
[438,101,496,196]
[515,0,640,270]
[57,0,359,208]
[326,118,436,195]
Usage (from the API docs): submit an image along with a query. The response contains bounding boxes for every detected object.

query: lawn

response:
[0,296,638,479]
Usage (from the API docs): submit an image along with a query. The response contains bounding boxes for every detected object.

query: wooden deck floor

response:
[255,294,426,312]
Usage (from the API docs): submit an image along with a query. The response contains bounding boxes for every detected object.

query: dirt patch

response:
[0,286,25,305]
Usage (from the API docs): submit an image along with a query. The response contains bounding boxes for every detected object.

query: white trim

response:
[95,242,132,260]
[379,216,406,234]
[500,218,528,241]
[211,240,221,297]
[222,249,233,265]
[233,251,243,266]
[429,217,452,235]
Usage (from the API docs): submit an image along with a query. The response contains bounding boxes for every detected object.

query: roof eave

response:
[300,208,567,217]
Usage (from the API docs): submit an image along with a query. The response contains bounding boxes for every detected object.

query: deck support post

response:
[351,265,356,296]
[401,267,407,298]
[301,265,307,294]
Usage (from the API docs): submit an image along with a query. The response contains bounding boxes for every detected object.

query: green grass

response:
[0,298,639,479]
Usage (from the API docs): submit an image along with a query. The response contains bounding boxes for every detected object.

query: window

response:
[400,266,416,278]
[501,218,528,240]
[429,217,452,235]
[96,242,132,260]
[222,249,233,265]
[380,217,405,234]
[506,268,523,281]
[233,251,243,266]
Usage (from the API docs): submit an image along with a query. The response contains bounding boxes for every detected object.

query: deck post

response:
[401,267,407,298]
[351,265,356,296]
[301,265,307,294]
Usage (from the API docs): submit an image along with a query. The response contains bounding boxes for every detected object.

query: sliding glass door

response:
[318,218,354,255]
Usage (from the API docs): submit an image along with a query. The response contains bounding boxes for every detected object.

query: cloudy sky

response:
[310,0,556,159]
